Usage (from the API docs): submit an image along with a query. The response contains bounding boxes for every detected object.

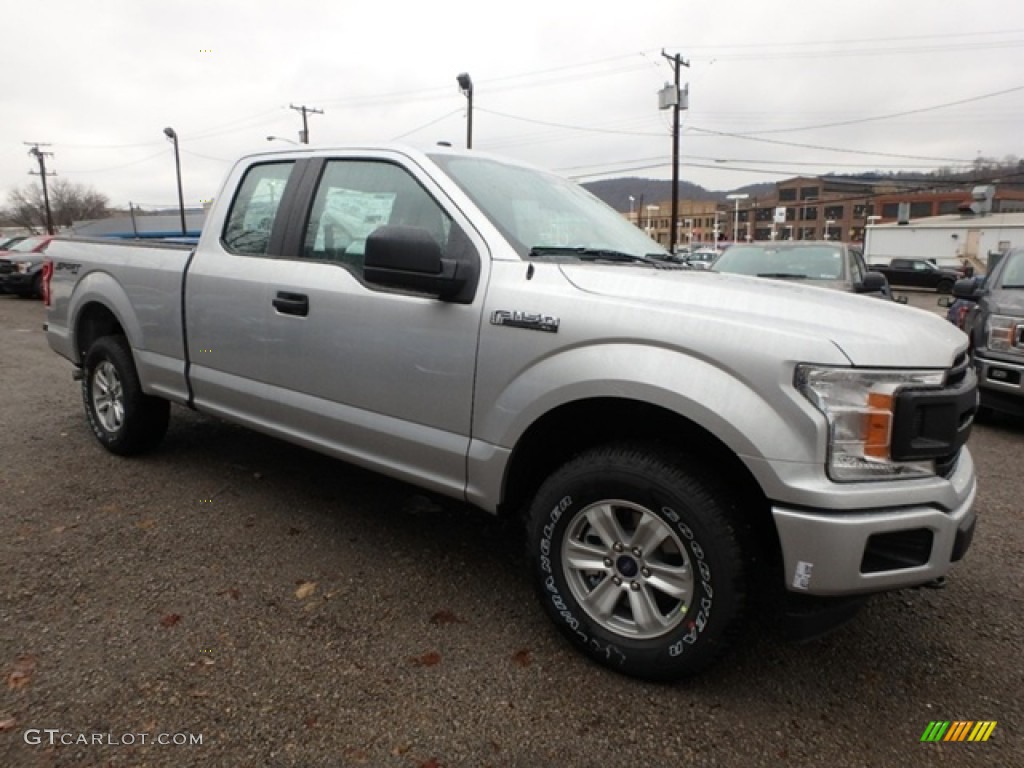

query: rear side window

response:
[222,162,294,256]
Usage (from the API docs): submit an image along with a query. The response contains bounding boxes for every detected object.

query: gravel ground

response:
[1,292,1021,768]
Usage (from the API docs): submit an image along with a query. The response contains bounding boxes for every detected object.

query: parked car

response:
[684,247,721,270]
[712,241,895,298]
[868,258,964,294]
[0,235,55,298]
[954,248,1024,416]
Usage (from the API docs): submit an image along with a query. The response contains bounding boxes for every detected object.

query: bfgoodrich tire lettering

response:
[527,443,747,681]
[82,335,170,455]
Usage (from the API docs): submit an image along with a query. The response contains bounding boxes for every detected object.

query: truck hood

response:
[990,287,1024,315]
[559,265,966,368]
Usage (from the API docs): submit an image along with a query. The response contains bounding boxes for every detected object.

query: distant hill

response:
[582,177,775,211]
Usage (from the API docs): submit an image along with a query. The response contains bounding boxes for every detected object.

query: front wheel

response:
[937,279,954,294]
[527,443,748,681]
[82,335,170,455]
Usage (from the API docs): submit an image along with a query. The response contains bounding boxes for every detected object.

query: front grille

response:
[891,352,977,478]
[946,351,969,388]
[939,351,974,477]
[0,259,13,275]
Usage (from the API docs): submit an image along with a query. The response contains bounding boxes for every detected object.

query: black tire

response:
[527,443,748,681]
[937,279,954,295]
[82,335,170,455]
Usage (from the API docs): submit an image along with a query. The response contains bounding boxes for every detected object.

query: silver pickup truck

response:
[44,145,978,681]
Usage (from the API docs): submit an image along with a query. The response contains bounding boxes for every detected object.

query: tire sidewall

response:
[529,456,742,679]
[82,338,134,451]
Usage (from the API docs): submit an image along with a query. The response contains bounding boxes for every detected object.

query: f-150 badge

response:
[490,310,560,333]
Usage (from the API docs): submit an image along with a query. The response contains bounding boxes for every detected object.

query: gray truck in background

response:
[955,247,1024,417]
[44,145,979,681]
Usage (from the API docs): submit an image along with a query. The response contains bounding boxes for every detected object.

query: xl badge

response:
[490,310,560,333]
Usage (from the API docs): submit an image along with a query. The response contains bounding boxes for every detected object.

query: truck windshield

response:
[998,251,1024,288]
[428,154,670,262]
[714,244,845,281]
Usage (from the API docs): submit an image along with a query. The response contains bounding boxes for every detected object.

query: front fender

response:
[476,342,827,468]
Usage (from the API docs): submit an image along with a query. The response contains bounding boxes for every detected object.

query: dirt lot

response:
[1,293,1021,767]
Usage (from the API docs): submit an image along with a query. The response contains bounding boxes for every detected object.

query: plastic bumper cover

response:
[771,453,977,596]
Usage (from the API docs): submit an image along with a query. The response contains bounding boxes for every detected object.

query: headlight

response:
[795,365,945,482]
[15,261,32,274]
[985,314,1023,353]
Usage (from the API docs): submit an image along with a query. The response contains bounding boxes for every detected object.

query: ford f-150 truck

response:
[44,145,978,681]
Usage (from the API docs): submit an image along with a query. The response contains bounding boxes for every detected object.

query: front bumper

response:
[771,448,977,596]
[0,271,37,295]
[974,353,1024,417]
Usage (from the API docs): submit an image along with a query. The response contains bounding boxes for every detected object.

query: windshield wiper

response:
[528,246,676,267]
[755,272,809,279]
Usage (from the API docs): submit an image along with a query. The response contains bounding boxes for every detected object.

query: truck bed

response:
[45,236,194,404]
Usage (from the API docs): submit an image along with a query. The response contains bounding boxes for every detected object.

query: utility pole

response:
[659,50,689,254]
[289,104,323,144]
[25,143,56,234]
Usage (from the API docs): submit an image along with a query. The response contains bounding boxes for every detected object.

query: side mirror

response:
[856,271,888,294]
[364,225,465,300]
[952,277,980,301]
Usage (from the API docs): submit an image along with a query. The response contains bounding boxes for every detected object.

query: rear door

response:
[185,159,305,420]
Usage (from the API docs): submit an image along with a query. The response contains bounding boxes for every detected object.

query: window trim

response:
[219,159,306,258]
[274,155,482,303]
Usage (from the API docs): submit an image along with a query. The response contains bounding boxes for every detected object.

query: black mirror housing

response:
[952,277,980,301]
[857,271,888,294]
[364,225,466,301]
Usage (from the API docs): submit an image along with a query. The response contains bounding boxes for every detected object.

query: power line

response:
[476,107,666,137]
[731,84,1024,136]
[61,150,168,175]
[390,109,463,141]
[672,28,1024,52]
[685,125,974,163]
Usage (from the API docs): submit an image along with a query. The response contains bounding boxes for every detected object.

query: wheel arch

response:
[75,301,128,363]
[499,397,772,534]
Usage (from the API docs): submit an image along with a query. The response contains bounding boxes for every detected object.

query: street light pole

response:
[726,193,749,244]
[628,195,635,226]
[824,218,836,240]
[456,73,473,149]
[163,127,186,236]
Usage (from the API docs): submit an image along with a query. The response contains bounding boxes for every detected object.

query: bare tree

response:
[4,180,109,231]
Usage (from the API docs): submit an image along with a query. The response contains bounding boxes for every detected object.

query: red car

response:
[0,235,56,298]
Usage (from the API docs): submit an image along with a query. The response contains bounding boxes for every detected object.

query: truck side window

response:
[301,160,453,279]
[222,162,295,256]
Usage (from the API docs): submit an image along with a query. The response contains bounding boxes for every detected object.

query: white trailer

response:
[864,212,1024,273]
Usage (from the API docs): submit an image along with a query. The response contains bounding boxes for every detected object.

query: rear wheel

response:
[937,279,954,294]
[526,443,748,681]
[82,336,169,455]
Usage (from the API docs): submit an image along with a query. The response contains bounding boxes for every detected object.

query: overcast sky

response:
[4,0,1023,212]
